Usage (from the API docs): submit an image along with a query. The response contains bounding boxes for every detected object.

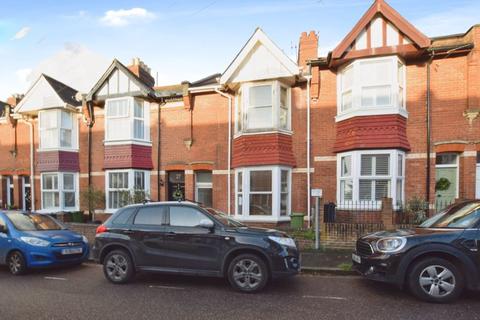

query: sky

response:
[0,0,478,100]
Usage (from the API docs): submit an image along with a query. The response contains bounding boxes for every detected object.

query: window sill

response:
[335,107,408,122]
[104,139,153,147]
[36,207,79,214]
[233,129,293,139]
[37,148,79,153]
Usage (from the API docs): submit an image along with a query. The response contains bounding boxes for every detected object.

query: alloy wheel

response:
[232,258,263,290]
[9,253,22,274]
[105,254,128,282]
[418,265,456,298]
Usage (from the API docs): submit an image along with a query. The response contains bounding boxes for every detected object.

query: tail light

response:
[96,225,108,234]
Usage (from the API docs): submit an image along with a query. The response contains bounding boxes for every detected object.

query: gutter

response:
[214,88,233,216]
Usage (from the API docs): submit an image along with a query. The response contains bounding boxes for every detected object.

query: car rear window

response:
[111,207,136,225]
[134,206,167,226]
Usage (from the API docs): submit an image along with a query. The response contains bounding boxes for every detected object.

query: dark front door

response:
[168,171,185,201]
[23,176,31,211]
[162,205,223,272]
[130,205,168,267]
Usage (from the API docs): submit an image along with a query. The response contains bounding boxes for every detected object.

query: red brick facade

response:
[0,0,479,225]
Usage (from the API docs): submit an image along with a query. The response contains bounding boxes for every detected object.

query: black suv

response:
[353,200,480,303]
[92,202,299,292]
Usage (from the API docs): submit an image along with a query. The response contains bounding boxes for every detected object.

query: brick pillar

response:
[381,197,394,229]
[185,170,194,201]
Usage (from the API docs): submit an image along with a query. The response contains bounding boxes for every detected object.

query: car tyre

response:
[103,249,135,284]
[227,254,268,293]
[8,251,27,276]
[408,257,464,303]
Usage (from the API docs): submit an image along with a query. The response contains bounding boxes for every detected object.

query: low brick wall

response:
[66,223,99,245]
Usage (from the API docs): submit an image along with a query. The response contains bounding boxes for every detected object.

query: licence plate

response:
[352,253,361,264]
[61,248,83,255]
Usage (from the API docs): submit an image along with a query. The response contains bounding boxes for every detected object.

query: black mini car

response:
[92,202,299,292]
[353,200,480,303]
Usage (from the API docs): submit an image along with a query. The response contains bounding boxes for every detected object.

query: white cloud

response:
[12,27,30,40]
[15,68,32,85]
[100,8,155,27]
[28,43,110,93]
[413,2,480,37]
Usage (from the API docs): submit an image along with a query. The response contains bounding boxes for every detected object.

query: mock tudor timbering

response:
[0,0,479,223]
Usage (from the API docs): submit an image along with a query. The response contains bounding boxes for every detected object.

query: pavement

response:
[300,250,353,274]
[1,263,480,320]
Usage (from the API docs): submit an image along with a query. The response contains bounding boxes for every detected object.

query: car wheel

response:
[227,254,268,293]
[408,257,464,303]
[103,250,135,284]
[8,251,27,275]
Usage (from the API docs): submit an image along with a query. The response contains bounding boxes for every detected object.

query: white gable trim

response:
[220,28,299,85]
[14,75,71,114]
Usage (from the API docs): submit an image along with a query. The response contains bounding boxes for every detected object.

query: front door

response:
[435,154,458,211]
[168,171,185,201]
[22,176,31,212]
[162,205,223,272]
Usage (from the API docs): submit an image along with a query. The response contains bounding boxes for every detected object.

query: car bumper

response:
[352,251,403,287]
[270,246,300,278]
[25,245,90,268]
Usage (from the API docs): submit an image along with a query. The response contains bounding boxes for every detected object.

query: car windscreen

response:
[204,208,245,227]
[419,202,480,229]
[6,213,65,231]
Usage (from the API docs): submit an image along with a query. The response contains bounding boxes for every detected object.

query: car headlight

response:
[375,237,407,253]
[268,236,296,248]
[20,236,50,247]
[82,235,89,244]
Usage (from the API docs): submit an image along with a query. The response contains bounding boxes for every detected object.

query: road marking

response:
[302,295,347,301]
[44,276,67,281]
[149,285,185,290]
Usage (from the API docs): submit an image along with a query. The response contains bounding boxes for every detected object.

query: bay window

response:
[235,166,291,221]
[337,150,404,207]
[39,109,77,150]
[41,172,78,211]
[337,56,406,121]
[106,169,150,211]
[105,97,150,143]
[235,81,291,134]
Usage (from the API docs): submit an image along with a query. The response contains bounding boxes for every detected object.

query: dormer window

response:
[38,109,77,150]
[337,56,406,121]
[105,97,150,143]
[235,81,291,134]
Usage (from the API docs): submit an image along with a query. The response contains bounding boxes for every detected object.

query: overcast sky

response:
[0,0,478,100]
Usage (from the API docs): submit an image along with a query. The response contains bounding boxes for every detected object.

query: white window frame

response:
[104,97,151,145]
[234,166,291,222]
[336,150,405,209]
[336,56,407,122]
[39,172,79,212]
[195,171,213,206]
[38,109,78,151]
[234,80,291,135]
[105,169,151,213]
[6,176,14,207]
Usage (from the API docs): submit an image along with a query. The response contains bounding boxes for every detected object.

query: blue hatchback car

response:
[0,211,89,275]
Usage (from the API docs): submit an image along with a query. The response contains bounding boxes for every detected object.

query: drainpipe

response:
[214,88,232,216]
[426,54,433,206]
[305,72,312,228]
[157,99,165,201]
[23,118,35,212]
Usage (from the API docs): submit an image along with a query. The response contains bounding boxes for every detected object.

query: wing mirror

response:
[198,219,214,230]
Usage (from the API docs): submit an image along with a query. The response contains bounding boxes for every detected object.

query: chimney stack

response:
[6,94,23,107]
[128,57,155,88]
[298,31,319,70]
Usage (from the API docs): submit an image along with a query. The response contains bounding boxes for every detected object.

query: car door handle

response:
[165,232,176,238]
[123,229,134,235]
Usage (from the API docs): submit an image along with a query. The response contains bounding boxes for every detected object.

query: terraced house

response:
[0,0,479,225]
